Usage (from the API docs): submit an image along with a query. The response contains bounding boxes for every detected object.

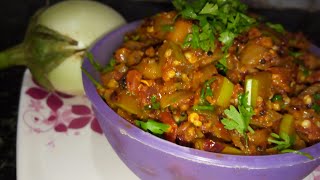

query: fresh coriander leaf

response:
[221,117,240,130]
[199,23,210,40]
[175,113,188,123]
[268,132,291,150]
[181,6,198,19]
[151,95,157,102]
[145,95,160,110]
[237,2,248,12]
[293,58,304,66]
[270,132,280,139]
[135,119,170,135]
[199,3,218,15]
[132,35,140,41]
[281,149,314,160]
[313,93,320,101]
[271,94,283,102]
[194,78,215,111]
[269,132,291,150]
[192,105,214,111]
[185,25,200,49]
[227,13,240,31]
[312,104,320,113]
[199,23,215,51]
[124,35,129,42]
[239,13,256,25]
[102,58,116,73]
[162,24,174,32]
[172,0,186,11]
[219,31,236,51]
[268,132,314,159]
[191,0,208,12]
[266,22,285,34]
[222,93,254,137]
[224,106,243,125]
[301,66,310,76]
[151,95,160,109]
[172,0,256,52]
[222,105,246,135]
[279,132,292,146]
[204,79,214,97]
[238,93,252,111]
[200,78,215,104]
[219,56,227,67]
[289,51,303,58]
[215,61,227,76]
[238,93,254,133]
[145,104,159,110]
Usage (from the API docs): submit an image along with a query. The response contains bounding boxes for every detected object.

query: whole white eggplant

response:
[0,0,126,95]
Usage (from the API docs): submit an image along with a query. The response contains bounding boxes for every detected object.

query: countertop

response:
[0,0,319,179]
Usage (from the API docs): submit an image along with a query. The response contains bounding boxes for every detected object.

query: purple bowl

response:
[82,21,320,180]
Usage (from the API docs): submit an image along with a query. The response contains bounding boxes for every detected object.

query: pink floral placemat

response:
[16,70,138,180]
[23,81,102,134]
[16,70,319,180]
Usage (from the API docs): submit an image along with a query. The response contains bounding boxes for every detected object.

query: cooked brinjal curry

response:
[92,0,320,156]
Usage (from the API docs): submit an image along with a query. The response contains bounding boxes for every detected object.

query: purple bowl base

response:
[94,108,318,180]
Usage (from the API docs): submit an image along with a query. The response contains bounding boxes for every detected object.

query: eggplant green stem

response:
[0,44,27,69]
[81,67,102,88]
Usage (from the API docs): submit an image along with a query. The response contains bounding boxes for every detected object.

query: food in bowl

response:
[86,0,320,157]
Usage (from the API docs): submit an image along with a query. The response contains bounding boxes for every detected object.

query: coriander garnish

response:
[173,0,256,52]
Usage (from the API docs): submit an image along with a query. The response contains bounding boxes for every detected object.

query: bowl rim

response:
[82,20,320,169]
